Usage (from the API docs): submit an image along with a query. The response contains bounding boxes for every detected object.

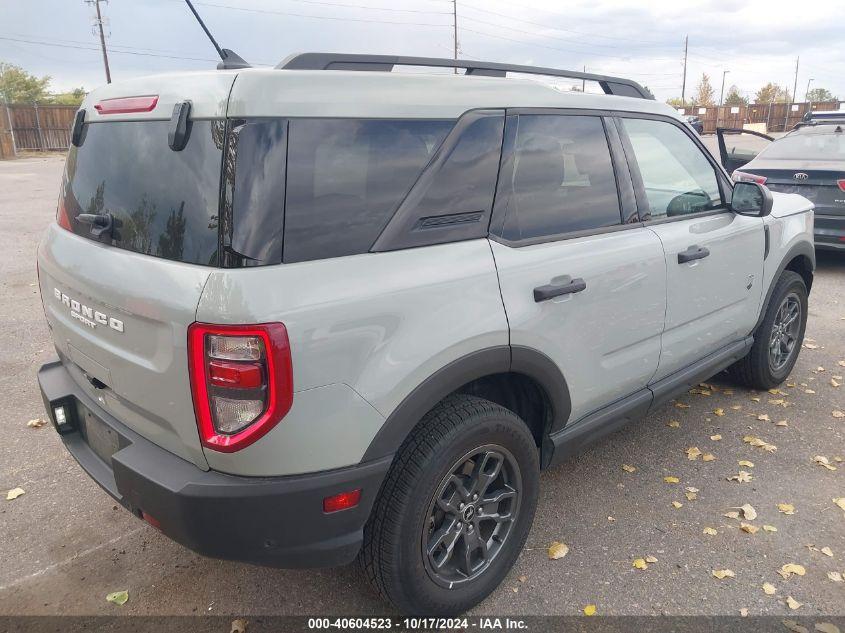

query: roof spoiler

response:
[277,53,654,100]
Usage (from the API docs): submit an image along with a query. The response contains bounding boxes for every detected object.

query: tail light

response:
[94,95,158,115]
[837,179,845,192]
[56,190,72,231]
[732,170,767,184]
[188,323,293,452]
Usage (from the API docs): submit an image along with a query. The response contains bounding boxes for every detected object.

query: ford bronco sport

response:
[37,53,815,615]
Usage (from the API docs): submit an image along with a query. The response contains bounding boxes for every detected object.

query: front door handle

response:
[534,278,587,302]
[678,244,710,264]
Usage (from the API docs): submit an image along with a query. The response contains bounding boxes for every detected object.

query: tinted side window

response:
[621,118,723,218]
[283,119,453,263]
[498,115,621,241]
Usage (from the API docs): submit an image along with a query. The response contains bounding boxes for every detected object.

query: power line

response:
[0,35,225,63]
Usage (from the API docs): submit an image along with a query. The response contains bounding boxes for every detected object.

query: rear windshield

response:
[63,120,223,265]
[758,131,845,161]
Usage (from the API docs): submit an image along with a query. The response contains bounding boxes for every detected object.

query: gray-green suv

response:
[36,54,815,615]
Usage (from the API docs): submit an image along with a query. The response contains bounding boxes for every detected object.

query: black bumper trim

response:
[38,360,392,568]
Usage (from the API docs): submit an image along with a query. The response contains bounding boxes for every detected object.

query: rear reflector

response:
[732,170,767,185]
[94,95,159,115]
[142,511,162,530]
[837,179,845,192]
[323,489,362,513]
[188,322,293,452]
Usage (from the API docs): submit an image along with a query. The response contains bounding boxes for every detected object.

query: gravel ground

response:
[0,155,842,620]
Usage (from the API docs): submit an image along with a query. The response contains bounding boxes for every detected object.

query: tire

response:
[731,270,808,390]
[359,394,539,615]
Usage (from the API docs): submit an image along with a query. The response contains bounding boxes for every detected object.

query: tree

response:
[723,85,748,106]
[692,73,715,106]
[47,88,86,106]
[806,87,837,103]
[666,96,685,109]
[0,62,51,103]
[754,82,791,104]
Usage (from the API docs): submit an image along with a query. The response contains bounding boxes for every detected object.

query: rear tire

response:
[359,394,539,615]
[731,270,808,390]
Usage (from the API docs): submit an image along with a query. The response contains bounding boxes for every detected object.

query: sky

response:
[1,0,844,105]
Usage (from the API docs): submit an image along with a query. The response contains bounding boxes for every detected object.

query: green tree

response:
[0,62,51,103]
[754,82,791,104]
[693,73,715,106]
[47,87,86,106]
[723,85,748,106]
[806,87,837,103]
[666,96,685,109]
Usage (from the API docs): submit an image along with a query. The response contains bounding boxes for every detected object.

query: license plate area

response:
[77,402,122,465]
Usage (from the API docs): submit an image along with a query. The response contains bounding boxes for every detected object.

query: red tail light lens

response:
[732,170,767,184]
[323,489,362,513]
[188,323,293,452]
[56,192,72,231]
[837,179,845,192]
[94,95,158,115]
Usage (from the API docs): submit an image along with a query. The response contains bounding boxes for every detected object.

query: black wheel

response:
[731,270,808,390]
[359,394,539,615]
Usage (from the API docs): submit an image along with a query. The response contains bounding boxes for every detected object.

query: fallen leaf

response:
[712,569,735,579]
[763,525,778,532]
[685,491,697,501]
[633,558,648,570]
[817,366,825,372]
[231,619,248,633]
[686,447,702,460]
[518,575,527,583]
[839,360,845,367]
[786,596,802,610]
[583,604,597,616]
[645,555,658,563]
[6,488,25,501]
[782,621,809,633]
[731,405,743,410]
[664,476,680,484]
[672,501,684,509]
[804,343,819,349]
[833,498,845,512]
[805,389,816,394]
[714,408,725,416]
[827,571,843,583]
[778,563,806,579]
[778,503,796,515]
[758,414,771,421]
[741,523,760,534]
[740,608,748,617]
[710,434,722,441]
[738,460,755,468]
[106,591,129,606]
[26,418,46,428]
[703,527,718,535]
[832,379,841,388]
[751,396,761,402]
[702,453,716,462]
[668,420,680,428]
[548,541,569,560]
[674,402,690,409]
[813,456,837,471]
[820,546,833,557]
[763,582,777,595]
[814,624,841,633]
[724,511,741,519]
[736,503,757,520]
[834,410,845,419]
[728,471,753,483]
[622,464,637,473]
[776,420,789,427]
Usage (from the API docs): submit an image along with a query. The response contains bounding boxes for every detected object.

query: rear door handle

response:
[678,244,710,264]
[533,278,587,302]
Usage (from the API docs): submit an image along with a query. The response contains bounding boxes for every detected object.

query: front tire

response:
[359,394,539,615]
[731,270,808,390]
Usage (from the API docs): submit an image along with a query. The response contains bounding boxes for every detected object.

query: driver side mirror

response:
[730,181,773,217]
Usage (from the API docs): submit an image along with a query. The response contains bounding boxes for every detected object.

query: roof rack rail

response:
[277,53,654,100]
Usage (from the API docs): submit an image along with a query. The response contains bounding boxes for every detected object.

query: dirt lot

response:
[0,155,843,620]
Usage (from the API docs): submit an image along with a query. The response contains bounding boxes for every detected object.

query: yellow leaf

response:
[778,503,796,515]
[758,414,770,421]
[583,604,597,616]
[518,575,527,583]
[633,558,648,570]
[703,527,718,535]
[672,501,683,509]
[763,525,777,532]
[786,596,803,610]
[833,498,845,512]
[728,471,753,483]
[668,420,680,428]
[724,511,741,519]
[645,555,658,563]
[723,389,734,395]
[738,460,755,468]
[751,396,761,402]
[741,522,759,534]
[686,447,702,460]
[762,582,777,595]
[685,491,697,501]
[768,388,782,395]
[710,434,722,441]
[702,453,716,462]
[737,503,757,520]
[813,456,837,471]
[779,563,806,578]
[674,402,690,409]
[664,476,680,484]
[820,546,833,557]
[712,569,735,579]
[714,408,725,416]
[827,571,843,583]
[6,487,25,500]
[776,420,789,427]
[547,541,569,560]
[231,619,248,633]
[831,379,841,388]
[106,591,128,606]
[731,405,743,410]
[26,418,46,428]
[833,410,845,419]
[622,464,637,473]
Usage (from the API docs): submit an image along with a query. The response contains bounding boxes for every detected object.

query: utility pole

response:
[805,77,814,109]
[681,35,688,107]
[784,56,798,132]
[88,0,112,83]
[452,0,458,74]
[719,70,730,105]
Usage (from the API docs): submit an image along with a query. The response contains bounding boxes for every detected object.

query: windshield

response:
[758,131,845,161]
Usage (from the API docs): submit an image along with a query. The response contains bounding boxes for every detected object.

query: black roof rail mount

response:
[278,53,654,100]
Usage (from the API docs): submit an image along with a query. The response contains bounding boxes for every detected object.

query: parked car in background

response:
[717,114,845,251]
[683,115,704,134]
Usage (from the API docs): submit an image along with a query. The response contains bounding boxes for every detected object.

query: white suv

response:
[36,54,814,614]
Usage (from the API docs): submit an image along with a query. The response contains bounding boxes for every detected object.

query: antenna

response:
[184,0,250,70]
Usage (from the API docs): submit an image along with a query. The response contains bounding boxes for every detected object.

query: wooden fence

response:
[0,103,78,158]
[680,101,842,135]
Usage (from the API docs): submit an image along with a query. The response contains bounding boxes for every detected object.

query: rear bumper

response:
[38,360,391,568]
[814,214,845,251]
